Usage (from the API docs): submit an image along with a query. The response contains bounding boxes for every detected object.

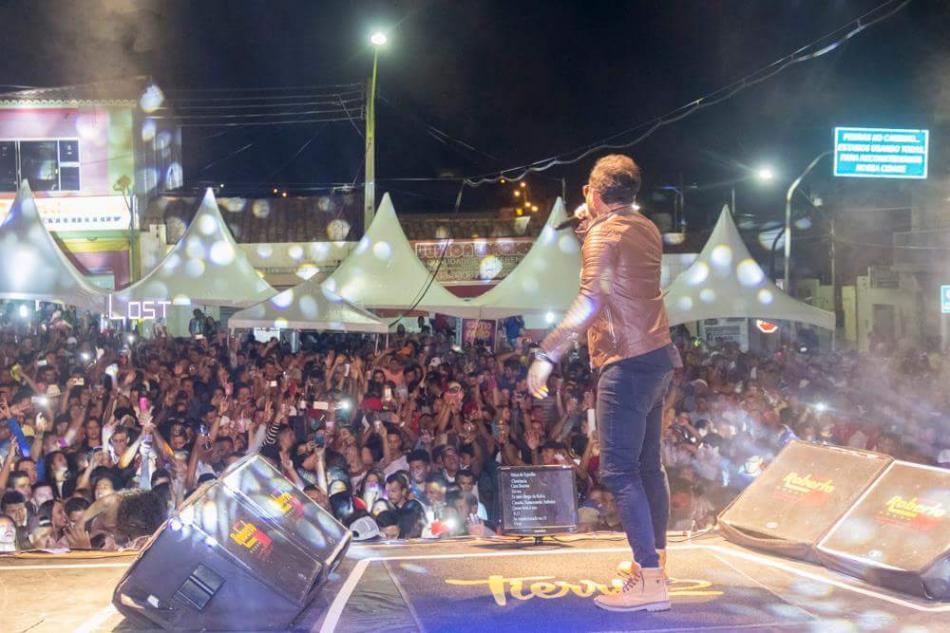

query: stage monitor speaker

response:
[817,461,950,600]
[718,440,892,561]
[112,454,351,631]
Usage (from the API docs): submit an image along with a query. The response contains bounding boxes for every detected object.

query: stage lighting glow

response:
[710,245,733,269]
[141,119,156,142]
[18,305,29,319]
[198,214,217,235]
[354,236,371,255]
[271,290,294,309]
[794,217,813,230]
[185,259,205,278]
[296,263,319,280]
[127,334,136,344]
[327,218,350,241]
[699,288,716,303]
[204,535,218,548]
[288,245,304,261]
[372,240,392,261]
[757,289,774,305]
[686,262,710,286]
[558,233,579,254]
[737,259,765,286]
[256,243,274,259]
[814,402,828,412]
[179,505,196,527]
[209,240,236,266]
[299,295,319,318]
[545,311,556,324]
[479,255,503,280]
[139,84,165,113]
[252,200,271,219]
[520,276,539,293]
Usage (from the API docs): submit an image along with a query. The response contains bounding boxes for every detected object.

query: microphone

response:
[554,216,583,231]
[554,203,589,231]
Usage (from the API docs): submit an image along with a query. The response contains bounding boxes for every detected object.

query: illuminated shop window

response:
[0,138,82,192]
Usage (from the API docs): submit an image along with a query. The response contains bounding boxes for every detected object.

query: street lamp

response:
[783,151,831,291]
[364,30,388,234]
[731,165,775,216]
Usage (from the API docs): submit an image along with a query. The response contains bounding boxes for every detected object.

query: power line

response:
[154,95,364,111]
[264,129,325,181]
[166,82,363,94]
[154,106,363,121]
[196,142,255,174]
[462,0,912,187]
[175,116,358,128]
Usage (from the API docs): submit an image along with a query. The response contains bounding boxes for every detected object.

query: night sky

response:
[0,0,947,224]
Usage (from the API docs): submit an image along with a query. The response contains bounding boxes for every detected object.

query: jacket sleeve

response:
[540,222,617,362]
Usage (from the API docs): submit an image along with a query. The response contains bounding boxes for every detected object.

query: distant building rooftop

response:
[144,193,552,244]
[0,76,152,107]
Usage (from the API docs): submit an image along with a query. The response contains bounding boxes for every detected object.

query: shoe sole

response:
[594,601,671,613]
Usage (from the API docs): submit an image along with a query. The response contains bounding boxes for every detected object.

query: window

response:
[0,142,15,192]
[0,139,81,192]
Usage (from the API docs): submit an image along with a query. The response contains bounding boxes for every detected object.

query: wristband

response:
[535,351,556,365]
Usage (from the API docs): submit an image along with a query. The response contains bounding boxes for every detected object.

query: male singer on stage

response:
[528,154,681,613]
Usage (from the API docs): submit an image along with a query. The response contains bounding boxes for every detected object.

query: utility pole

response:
[784,151,831,291]
[364,32,386,235]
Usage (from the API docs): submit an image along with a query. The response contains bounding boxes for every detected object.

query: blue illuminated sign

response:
[834,127,929,179]
[942,285,950,315]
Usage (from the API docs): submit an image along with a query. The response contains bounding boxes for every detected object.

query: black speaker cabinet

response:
[817,461,950,599]
[113,454,351,630]
[718,440,892,561]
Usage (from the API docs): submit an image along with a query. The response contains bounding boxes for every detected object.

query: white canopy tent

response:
[321,193,479,318]
[473,197,581,319]
[0,181,105,310]
[112,188,276,308]
[664,206,835,330]
[229,286,388,334]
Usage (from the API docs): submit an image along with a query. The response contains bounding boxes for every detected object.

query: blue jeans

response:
[597,346,674,569]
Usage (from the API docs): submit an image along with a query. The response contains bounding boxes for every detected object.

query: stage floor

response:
[1,533,948,632]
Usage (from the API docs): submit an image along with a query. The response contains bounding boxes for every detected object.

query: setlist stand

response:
[498,465,578,544]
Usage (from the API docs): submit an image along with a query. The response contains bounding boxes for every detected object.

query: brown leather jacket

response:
[541,208,671,369]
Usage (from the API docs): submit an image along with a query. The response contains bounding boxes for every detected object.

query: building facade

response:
[0,78,181,289]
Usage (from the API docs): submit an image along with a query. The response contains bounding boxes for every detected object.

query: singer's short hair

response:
[589,154,641,205]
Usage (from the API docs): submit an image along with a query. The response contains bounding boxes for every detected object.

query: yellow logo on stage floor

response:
[445,575,722,606]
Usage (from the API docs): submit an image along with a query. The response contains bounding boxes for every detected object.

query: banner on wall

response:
[414,239,533,285]
[0,195,131,231]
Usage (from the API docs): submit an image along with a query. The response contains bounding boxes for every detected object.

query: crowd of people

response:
[0,304,947,552]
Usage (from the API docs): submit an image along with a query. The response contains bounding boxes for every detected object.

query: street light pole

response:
[365,32,386,235]
[784,151,831,291]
